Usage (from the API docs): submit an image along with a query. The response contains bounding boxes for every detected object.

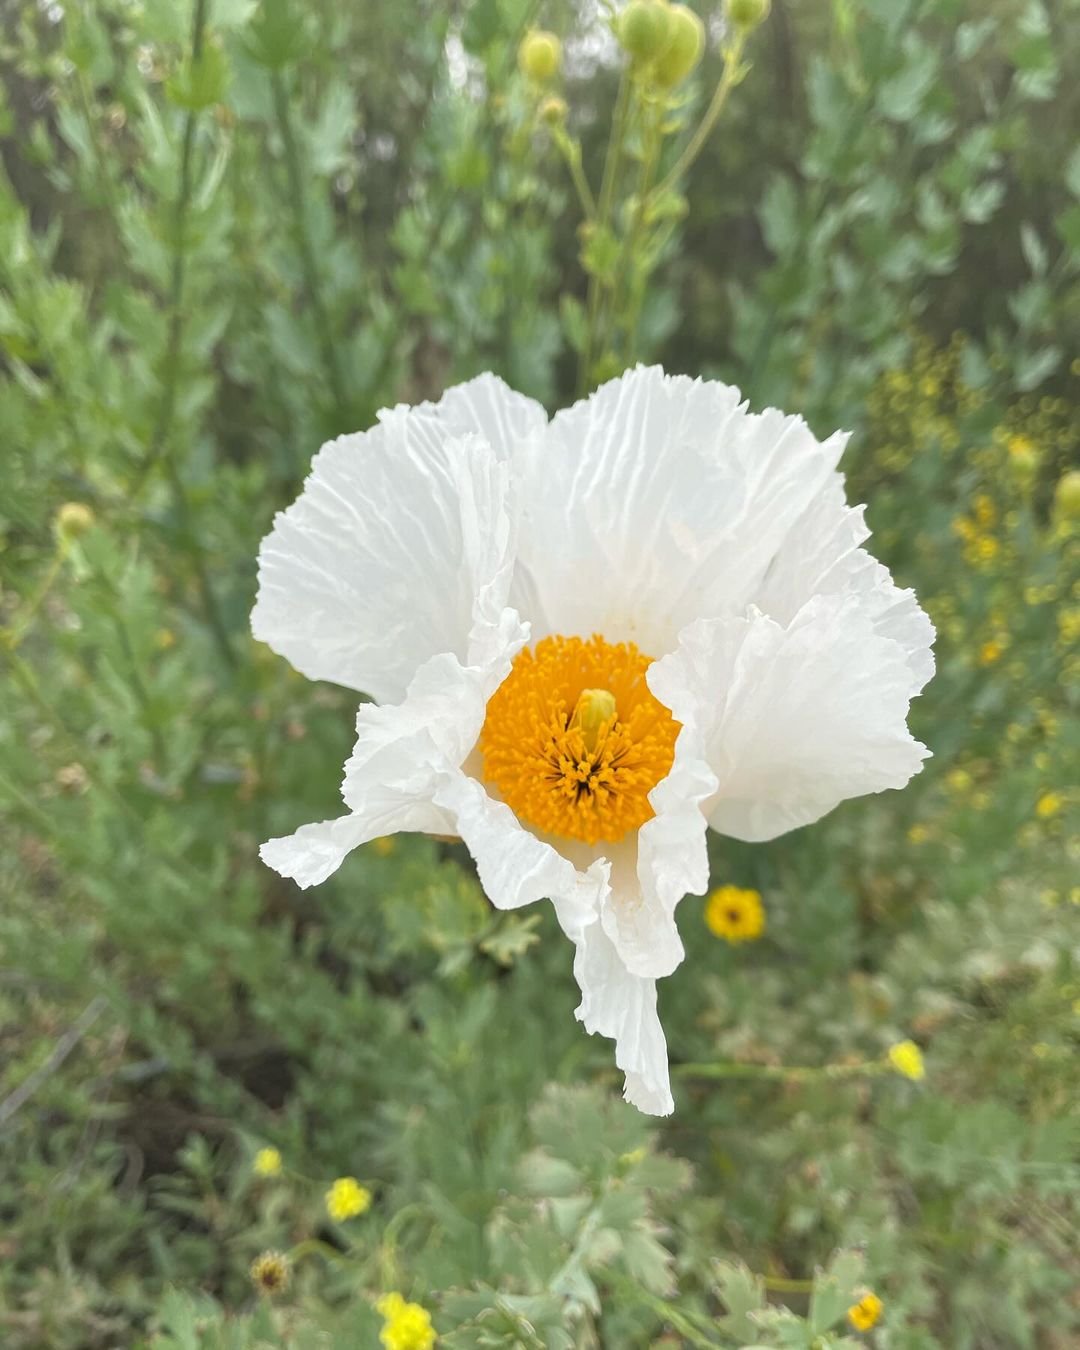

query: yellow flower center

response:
[479,634,679,846]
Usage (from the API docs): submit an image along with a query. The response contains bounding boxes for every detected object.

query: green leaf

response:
[579,225,620,285]
[760,175,800,255]
[714,1260,766,1341]
[166,41,230,112]
[1019,223,1047,276]
[1015,345,1061,390]
[1065,145,1080,198]
[877,41,938,121]
[961,179,1005,224]
[808,1250,866,1334]
[480,913,542,966]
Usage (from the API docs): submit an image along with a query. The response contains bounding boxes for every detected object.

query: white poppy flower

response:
[252,366,934,1115]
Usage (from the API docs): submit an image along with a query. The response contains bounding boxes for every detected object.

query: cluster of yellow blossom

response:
[377,1292,437,1350]
[952,492,1001,570]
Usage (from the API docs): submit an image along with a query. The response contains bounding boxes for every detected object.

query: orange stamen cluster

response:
[479,634,679,845]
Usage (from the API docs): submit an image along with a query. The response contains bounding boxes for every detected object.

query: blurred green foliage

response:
[1,0,1077,1347]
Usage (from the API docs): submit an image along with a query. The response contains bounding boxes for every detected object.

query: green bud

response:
[617,0,675,63]
[725,0,771,29]
[518,29,562,84]
[1054,469,1080,522]
[653,4,705,88]
[55,502,95,543]
[538,95,568,125]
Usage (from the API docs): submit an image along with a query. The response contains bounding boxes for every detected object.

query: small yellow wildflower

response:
[325,1175,371,1221]
[704,885,765,944]
[978,639,1003,666]
[371,836,397,857]
[250,1250,290,1296]
[253,1146,282,1177]
[1035,792,1063,820]
[973,493,996,527]
[906,823,930,845]
[945,767,972,794]
[1060,608,1080,646]
[377,1292,437,1350]
[973,534,999,564]
[848,1291,883,1332]
[888,1040,925,1081]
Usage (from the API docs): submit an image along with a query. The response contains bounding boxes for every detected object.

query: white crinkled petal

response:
[651,594,931,844]
[261,638,526,890]
[755,476,935,695]
[590,701,717,981]
[433,772,607,941]
[260,799,453,890]
[573,920,674,1116]
[252,421,516,702]
[425,768,677,1111]
[383,371,549,466]
[512,365,846,655]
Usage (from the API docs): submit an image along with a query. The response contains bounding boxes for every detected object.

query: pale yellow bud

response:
[518,29,561,84]
[653,4,705,87]
[55,501,95,543]
[726,0,771,31]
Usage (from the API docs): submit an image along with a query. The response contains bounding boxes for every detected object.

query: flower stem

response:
[673,1057,889,1082]
[652,31,748,201]
[579,67,633,394]
[7,545,66,650]
[553,129,596,220]
[124,0,235,667]
[620,98,664,362]
[762,1275,816,1294]
[270,68,349,424]
[134,0,210,493]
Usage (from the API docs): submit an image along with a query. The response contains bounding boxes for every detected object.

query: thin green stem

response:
[579,68,634,394]
[7,546,66,650]
[124,0,235,666]
[605,1271,724,1348]
[270,68,349,422]
[110,612,169,768]
[133,0,210,495]
[653,31,748,201]
[673,1057,890,1083]
[73,70,119,219]
[553,130,596,219]
[620,97,664,362]
[288,1237,354,1265]
[763,1275,816,1294]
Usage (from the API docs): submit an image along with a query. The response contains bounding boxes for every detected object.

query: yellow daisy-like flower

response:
[253,1146,282,1177]
[250,1250,290,1296]
[847,1291,883,1332]
[704,885,765,943]
[325,1175,371,1221]
[888,1039,925,1081]
[377,1292,437,1350]
[1035,791,1063,820]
